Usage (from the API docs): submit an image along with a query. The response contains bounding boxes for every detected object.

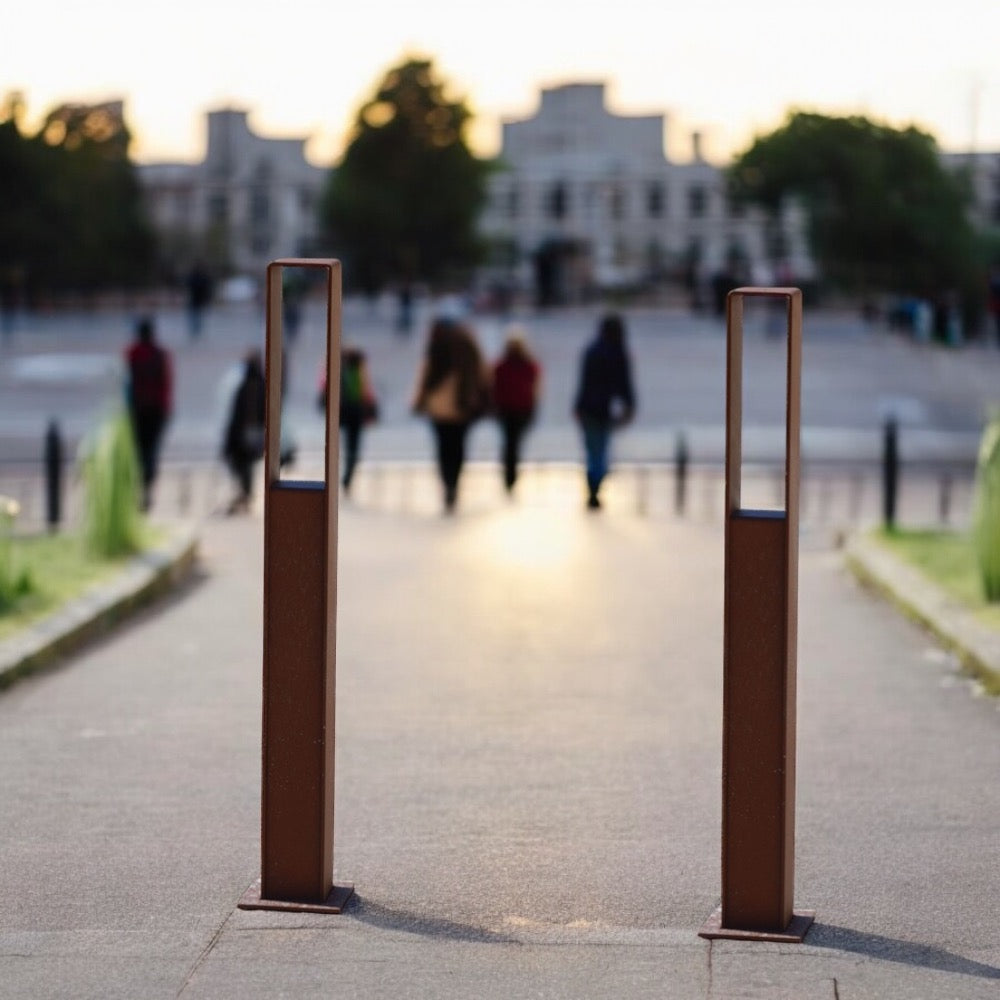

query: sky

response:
[5,0,999,167]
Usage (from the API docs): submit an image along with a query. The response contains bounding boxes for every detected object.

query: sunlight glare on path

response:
[473,506,578,573]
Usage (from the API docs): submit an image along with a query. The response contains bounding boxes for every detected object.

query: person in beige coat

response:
[412,317,492,512]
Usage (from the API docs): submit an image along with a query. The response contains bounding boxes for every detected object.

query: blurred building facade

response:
[139,108,326,281]
[477,82,813,305]
[942,151,1000,231]
[133,93,1000,301]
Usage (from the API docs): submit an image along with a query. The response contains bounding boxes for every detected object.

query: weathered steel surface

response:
[245,258,352,910]
[702,287,812,942]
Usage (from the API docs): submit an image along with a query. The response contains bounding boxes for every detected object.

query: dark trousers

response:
[431,420,470,508]
[581,418,612,500]
[341,417,362,489]
[499,412,533,490]
[130,407,167,507]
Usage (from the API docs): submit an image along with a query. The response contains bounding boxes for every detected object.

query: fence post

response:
[882,417,898,530]
[700,286,814,943]
[44,420,62,532]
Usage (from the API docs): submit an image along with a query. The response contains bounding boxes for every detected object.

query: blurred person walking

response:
[572,312,636,510]
[186,261,213,339]
[221,349,266,514]
[411,318,491,513]
[316,347,379,492]
[124,316,172,512]
[492,324,541,494]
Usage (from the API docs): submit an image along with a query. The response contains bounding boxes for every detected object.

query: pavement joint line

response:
[844,532,1000,696]
[0,520,199,692]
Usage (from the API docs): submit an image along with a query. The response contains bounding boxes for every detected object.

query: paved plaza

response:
[1,298,999,997]
[0,465,998,998]
[1,295,997,470]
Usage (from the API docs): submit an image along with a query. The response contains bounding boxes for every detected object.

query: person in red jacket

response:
[125,316,172,511]
[492,324,542,494]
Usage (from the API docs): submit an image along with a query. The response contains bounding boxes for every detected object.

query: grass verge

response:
[0,526,164,642]
[875,528,1000,632]
[867,527,1000,696]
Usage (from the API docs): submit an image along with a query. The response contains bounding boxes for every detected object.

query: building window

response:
[507,185,519,219]
[610,185,625,220]
[547,181,569,220]
[251,190,269,225]
[688,185,706,218]
[646,182,664,218]
[645,238,665,276]
[208,193,228,225]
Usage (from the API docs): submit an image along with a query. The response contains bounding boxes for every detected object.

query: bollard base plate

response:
[238,880,355,914]
[698,905,815,943]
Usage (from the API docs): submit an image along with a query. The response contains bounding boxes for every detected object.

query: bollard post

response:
[636,464,649,516]
[700,287,814,943]
[938,471,952,525]
[239,259,353,914]
[675,430,689,516]
[882,417,898,531]
[44,420,62,532]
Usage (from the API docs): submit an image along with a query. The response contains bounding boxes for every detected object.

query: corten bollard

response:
[699,287,814,943]
[239,259,354,914]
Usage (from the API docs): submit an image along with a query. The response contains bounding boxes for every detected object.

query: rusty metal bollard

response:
[239,259,354,914]
[700,287,814,943]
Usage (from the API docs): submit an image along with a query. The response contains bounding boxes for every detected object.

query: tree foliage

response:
[728,112,980,299]
[321,59,492,294]
[0,97,156,302]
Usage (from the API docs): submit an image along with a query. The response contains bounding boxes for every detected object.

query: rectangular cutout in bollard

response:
[238,259,354,914]
[699,287,814,943]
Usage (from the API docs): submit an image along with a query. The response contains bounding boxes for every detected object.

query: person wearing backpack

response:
[317,347,378,492]
[124,316,172,511]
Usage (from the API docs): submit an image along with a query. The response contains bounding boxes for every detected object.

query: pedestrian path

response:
[0,477,997,999]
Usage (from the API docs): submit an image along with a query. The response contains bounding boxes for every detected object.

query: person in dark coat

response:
[222,349,266,514]
[572,312,636,509]
[186,261,213,339]
[492,325,541,493]
[125,316,172,511]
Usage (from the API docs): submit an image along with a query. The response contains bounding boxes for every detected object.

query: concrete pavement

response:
[0,467,998,999]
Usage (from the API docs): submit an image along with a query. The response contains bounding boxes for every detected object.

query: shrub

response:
[0,496,33,610]
[972,410,1000,601]
[80,406,144,558]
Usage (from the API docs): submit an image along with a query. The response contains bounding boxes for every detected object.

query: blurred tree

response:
[0,97,156,300]
[728,112,980,304]
[321,58,492,295]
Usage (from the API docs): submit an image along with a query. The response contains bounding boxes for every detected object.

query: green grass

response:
[0,526,162,641]
[876,527,1000,632]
